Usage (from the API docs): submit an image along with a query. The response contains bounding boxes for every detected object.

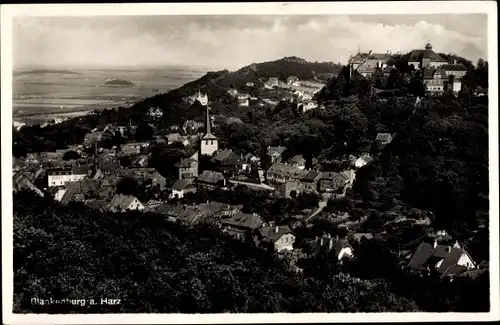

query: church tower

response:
[200,96,218,156]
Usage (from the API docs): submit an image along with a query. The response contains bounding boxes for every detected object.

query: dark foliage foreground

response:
[13,191,489,313]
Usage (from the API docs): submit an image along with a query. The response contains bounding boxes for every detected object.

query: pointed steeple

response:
[205,104,211,135]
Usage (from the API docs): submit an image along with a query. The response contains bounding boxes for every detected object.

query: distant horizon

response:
[13,14,488,71]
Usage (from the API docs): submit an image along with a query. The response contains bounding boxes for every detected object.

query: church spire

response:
[205,104,211,135]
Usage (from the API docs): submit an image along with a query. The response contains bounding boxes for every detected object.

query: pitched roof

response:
[202,133,218,140]
[175,157,196,168]
[441,64,468,72]
[408,242,474,274]
[172,178,195,191]
[197,170,225,184]
[258,225,294,243]
[223,212,264,230]
[267,163,305,179]
[375,133,393,142]
[212,148,234,162]
[407,49,447,62]
[267,146,286,156]
[289,155,306,165]
[317,235,353,256]
[107,194,141,211]
[85,199,108,212]
[300,169,321,182]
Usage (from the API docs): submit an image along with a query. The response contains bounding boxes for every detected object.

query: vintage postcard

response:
[1,1,498,324]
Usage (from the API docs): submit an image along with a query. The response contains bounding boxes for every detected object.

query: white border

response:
[1,2,499,324]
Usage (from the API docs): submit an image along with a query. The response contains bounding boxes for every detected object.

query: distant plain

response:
[12,66,208,123]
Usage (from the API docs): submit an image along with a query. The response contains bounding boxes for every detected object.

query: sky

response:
[13,14,488,70]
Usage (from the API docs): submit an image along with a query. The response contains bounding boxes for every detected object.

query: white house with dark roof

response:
[170,178,197,199]
[267,146,287,164]
[107,194,144,212]
[255,225,295,252]
[407,240,476,279]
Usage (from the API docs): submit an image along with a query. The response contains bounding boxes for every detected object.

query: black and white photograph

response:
[1,1,498,323]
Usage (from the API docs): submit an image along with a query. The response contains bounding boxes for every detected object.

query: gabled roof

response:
[258,225,294,243]
[375,133,393,142]
[71,165,91,175]
[441,64,468,72]
[300,169,321,182]
[172,178,195,191]
[85,199,108,212]
[408,242,475,274]
[211,149,234,162]
[107,194,141,211]
[317,235,353,256]
[356,154,374,165]
[223,212,264,230]
[267,146,286,156]
[289,155,306,165]
[197,170,225,184]
[175,157,196,168]
[202,133,218,140]
[407,49,447,62]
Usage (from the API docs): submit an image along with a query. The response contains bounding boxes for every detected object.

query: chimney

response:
[275,226,279,233]
[433,239,438,248]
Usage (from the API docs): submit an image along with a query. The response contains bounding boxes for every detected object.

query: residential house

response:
[12,172,43,196]
[47,165,90,188]
[25,153,40,165]
[107,194,144,212]
[196,170,226,190]
[120,142,149,156]
[267,146,287,164]
[266,163,305,184]
[182,119,204,134]
[348,50,394,78]
[300,101,318,113]
[406,43,448,70]
[318,171,350,193]
[170,178,197,199]
[98,175,121,200]
[354,154,374,168]
[243,153,261,167]
[275,179,303,198]
[255,225,295,252]
[339,169,356,187]
[167,133,190,147]
[175,151,199,180]
[227,88,239,97]
[131,155,149,168]
[423,68,446,95]
[313,234,354,261]
[211,148,244,174]
[84,199,108,213]
[83,131,103,148]
[299,169,322,193]
[222,212,264,240]
[288,155,306,170]
[353,232,374,243]
[262,98,278,107]
[375,133,394,147]
[265,77,279,89]
[237,94,250,107]
[287,76,299,85]
[245,82,255,87]
[148,107,163,118]
[441,63,468,78]
[446,76,462,94]
[407,240,476,279]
